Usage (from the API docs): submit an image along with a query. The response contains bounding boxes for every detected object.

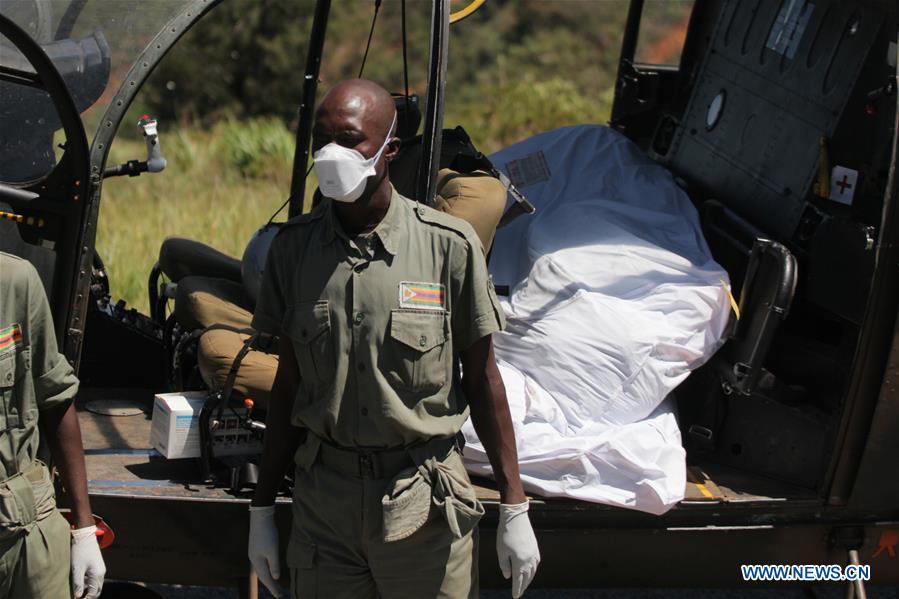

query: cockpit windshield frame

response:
[0,0,224,367]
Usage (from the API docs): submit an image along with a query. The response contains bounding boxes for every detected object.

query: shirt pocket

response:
[282,301,335,387]
[385,310,449,393]
[0,347,32,431]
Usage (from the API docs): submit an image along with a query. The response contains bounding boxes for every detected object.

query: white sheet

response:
[461,125,732,515]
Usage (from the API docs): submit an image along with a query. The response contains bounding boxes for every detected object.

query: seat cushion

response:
[174,276,254,330]
[434,168,507,253]
[198,328,277,410]
[159,237,243,283]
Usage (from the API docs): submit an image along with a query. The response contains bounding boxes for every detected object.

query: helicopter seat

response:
[173,275,253,331]
[150,237,247,326]
[432,168,506,254]
[196,327,278,409]
[156,239,265,404]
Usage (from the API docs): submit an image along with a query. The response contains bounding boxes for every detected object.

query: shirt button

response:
[354,312,365,325]
[419,335,428,347]
[361,407,369,416]
[5,372,11,382]
[358,363,366,372]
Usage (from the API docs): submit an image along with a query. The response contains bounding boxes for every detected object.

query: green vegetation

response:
[99,122,314,314]
[96,0,694,312]
[139,1,635,126]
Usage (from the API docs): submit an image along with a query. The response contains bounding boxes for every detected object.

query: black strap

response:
[358,0,382,78]
[171,328,205,390]
[194,323,277,420]
[217,333,258,419]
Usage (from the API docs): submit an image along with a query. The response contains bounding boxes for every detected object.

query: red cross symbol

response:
[836,175,853,194]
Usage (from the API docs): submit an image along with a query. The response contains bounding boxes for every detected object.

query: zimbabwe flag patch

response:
[0,324,23,354]
[398,281,445,311]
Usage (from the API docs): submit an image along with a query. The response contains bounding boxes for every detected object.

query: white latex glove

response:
[496,501,540,598]
[248,505,284,598]
[71,525,106,599]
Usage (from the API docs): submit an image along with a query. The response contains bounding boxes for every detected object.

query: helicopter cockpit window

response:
[0,27,110,182]
[633,0,695,67]
[0,0,187,148]
[0,33,65,183]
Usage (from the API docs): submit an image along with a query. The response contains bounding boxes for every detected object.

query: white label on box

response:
[829,166,859,206]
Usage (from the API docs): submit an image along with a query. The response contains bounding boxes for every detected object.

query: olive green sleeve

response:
[450,233,506,352]
[25,265,78,409]
[251,233,288,337]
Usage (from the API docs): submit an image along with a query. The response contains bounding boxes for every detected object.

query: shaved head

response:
[316,79,396,143]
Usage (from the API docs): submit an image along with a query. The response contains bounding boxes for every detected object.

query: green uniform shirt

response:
[0,252,79,481]
[253,187,505,448]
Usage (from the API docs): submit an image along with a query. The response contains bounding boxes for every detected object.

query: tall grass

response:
[97,119,312,314]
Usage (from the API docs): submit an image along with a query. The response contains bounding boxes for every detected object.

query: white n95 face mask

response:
[313,112,397,203]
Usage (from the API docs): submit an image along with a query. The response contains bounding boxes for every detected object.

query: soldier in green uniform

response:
[248,79,540,598]
[0,252,106,598]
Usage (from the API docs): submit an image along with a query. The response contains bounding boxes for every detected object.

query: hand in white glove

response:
[71,525,106,599]
[496,501,540,598]
[249,505,285,598]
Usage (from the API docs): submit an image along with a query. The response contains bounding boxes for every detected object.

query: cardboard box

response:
[151,391,262,459]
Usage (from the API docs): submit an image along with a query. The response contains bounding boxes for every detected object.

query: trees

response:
[140,0,633,152]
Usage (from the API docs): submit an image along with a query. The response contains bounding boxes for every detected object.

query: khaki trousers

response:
[0,509,70,599]
[288,448,479,599]
[0,464,70,599]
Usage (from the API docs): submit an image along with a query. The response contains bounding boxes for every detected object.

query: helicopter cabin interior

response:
[1,0,897,521]
[72,0,899,516]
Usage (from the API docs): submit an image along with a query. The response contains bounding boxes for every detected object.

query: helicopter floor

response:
[76,387,814,507]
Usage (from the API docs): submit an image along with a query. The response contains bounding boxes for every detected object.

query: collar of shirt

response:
[322,186,403,256]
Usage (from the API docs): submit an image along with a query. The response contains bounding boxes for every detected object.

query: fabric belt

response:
[316,435,460,480]
[0,461,56,540]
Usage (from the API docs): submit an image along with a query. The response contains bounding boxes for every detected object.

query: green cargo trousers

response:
[288,438,481,599]
[0,463,70,599]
